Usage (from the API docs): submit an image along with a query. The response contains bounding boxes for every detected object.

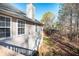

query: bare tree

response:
[58,3,79,42]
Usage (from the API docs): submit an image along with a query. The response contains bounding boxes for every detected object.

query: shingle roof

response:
[0,3,26,15]
[0,3,43,26]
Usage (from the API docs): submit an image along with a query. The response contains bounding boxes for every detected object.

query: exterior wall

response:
[0,15,42,54]
[10,18,29,48]
[0,14,29,49]
[0,14,43,55]
[29,25,43,50]
[35,26,43,49]
[11,18,28,48]
[36,26,43,47]
[28,24,36,50]
[27,24,43,55]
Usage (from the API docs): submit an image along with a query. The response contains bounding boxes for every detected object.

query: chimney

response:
[26,3,35,20]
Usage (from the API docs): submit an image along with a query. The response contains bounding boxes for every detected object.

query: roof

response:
[0,3,43,26]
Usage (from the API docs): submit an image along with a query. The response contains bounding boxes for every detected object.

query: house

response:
[0,3,43,55]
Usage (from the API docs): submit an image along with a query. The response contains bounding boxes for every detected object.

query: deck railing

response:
[0,42,36,56]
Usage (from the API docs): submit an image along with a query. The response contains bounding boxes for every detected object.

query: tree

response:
[58,3,79,42]
[53,21,61,30]
[41,12,55,30]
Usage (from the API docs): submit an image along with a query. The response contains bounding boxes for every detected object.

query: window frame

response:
[17,19,25,35]
[0,15,12,40]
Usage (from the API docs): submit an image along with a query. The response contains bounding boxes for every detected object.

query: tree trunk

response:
[76,14,78,44]
[70,9,72,41]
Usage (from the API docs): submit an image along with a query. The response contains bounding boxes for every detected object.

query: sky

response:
[13,3,60,22]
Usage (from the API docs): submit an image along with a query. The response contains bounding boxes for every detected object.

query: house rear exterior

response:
[0,3,43,55]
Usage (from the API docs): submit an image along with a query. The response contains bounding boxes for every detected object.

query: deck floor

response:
[0,45,24,56]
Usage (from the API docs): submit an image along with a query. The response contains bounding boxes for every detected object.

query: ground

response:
[38,30,79,56]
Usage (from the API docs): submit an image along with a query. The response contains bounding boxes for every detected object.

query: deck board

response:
[0,45,24,56]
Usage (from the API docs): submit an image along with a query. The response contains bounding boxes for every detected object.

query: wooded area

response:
[38,3,79,56]
[58,3,79,43]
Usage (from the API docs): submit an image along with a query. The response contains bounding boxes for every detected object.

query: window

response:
[0,16,10,38]
[18,20,25,34]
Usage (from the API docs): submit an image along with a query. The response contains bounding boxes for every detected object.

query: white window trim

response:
[0,15,12,40]
[17,19,25,36]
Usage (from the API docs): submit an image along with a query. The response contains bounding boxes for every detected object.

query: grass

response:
[43,37,50,44]
[43,37,54,46]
